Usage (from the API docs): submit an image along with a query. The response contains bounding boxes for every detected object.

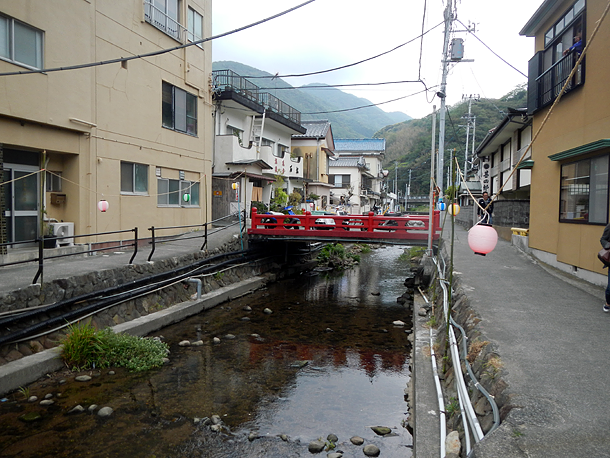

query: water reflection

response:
[0,245,414,457]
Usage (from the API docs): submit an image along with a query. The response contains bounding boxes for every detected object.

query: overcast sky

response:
[212,0,542,120]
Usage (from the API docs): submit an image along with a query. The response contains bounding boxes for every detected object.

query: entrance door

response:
[3,165,39,243]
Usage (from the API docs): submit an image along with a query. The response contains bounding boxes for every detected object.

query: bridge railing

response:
[248,209,441,242]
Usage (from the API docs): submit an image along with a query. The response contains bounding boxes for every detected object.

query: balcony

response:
[144,0,185,42]
[212,70,302,128]
[528,50,585,113]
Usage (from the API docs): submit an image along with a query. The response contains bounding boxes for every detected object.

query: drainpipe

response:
[186,278,202,299]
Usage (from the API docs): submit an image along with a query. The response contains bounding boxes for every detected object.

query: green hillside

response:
[212,61,411,138]
[375,85,528,196]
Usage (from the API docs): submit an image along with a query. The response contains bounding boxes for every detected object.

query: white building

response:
[330,139,386,214]
[211,70,306,218]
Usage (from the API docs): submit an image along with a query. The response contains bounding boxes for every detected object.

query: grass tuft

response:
[61,322,169,372]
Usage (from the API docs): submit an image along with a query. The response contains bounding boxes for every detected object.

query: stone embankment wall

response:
[0,238,272,367]
[427,255,512,457]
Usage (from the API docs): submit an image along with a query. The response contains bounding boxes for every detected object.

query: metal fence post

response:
[129,227,138,264]
[147,226,156,262]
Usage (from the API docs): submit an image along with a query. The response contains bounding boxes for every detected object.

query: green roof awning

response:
[517,160,534,169]
[549,139,610,161]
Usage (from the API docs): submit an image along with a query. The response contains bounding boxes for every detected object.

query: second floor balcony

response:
[213,70,302,128]
[528,50,585,113]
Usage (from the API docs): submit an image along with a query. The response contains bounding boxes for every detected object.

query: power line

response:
[457,19,527,78]
[242,22,444,80]
[300,87,433,115]
[254,80,429,91]
[0,0,315,77]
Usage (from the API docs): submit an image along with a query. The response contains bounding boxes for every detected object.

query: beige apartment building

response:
[0,0,213,249]
[521,0,610,284]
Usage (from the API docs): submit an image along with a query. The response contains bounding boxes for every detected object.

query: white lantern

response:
[449,203,461,215]
[468,224,498,256]
[98,200,109,212]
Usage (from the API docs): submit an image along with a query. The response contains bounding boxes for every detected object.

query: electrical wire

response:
[254,80,428,91]
[457,19,527,78]
[242,22,444,80]
[300,87,433,115]
[0,0,315,77]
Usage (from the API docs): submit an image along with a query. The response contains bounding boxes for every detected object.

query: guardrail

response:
[147,211,246,261]
[0,228,138,284]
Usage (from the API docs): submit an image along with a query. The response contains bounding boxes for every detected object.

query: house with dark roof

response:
[473,108,533,238]
[331,139,386,214]
[211,69,306,219]
[291,120,336,211]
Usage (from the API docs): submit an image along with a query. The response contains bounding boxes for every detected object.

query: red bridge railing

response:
[248,209,441,243]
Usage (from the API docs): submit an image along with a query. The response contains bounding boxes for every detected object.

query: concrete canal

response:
[0,245,416,457]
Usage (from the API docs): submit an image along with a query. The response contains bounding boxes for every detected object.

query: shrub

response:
[61,322,169,372]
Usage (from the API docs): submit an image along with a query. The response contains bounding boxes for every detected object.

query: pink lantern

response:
[98,200,109,212]
[468,224,498,256]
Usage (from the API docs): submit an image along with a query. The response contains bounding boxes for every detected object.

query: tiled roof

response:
[334,138,386,152]
[329,158,362,167]
[293,120,331,138]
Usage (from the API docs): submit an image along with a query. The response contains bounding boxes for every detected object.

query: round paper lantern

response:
[468,224,498,256]
[183,193,190,202]
[97,200,109,212]
[438,199,446,211]
[449,203,461,215]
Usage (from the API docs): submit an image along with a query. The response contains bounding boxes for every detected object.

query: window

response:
[330,174,351,188]
[144,0,181,41]
[187,7,203,46]
[0,15,43,69]
[275,144,289,158]
[560,155,608,223]
[157,178,199,206]
[162,81,197,135]
[121,162,148,194]
[46,171,61,192]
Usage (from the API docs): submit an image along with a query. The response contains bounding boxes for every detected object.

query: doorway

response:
[3,164,40,243]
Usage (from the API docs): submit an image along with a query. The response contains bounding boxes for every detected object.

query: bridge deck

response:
[248,209,441,245]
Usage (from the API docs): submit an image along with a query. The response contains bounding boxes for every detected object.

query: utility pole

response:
[462,94,479,180]
[437,0,453,195]
[428,106,437,254]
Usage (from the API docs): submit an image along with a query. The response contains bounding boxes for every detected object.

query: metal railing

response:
[143,0,186,42]
[147,211,246,262]
[212,69,302,125]
[536,52,584,108]
[0,228,138,284]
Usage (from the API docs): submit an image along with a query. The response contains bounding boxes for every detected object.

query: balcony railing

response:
[533,51,584,111]
[144,0,186,42]
[212,69,301,126]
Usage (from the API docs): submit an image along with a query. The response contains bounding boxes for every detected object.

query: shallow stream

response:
[0,245,414,457]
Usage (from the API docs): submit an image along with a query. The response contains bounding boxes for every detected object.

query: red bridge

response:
[248,209,442,246]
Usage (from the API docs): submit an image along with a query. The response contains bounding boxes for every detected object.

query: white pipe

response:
[186,278,202,299]
[430,327,447,458]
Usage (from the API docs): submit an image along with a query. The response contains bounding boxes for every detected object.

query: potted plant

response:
[42,211,57,249]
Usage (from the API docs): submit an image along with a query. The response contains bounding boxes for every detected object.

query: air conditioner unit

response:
[50,222,74,246]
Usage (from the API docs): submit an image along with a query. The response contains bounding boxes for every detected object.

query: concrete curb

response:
[0,276,266,397]
[412,294,441,457]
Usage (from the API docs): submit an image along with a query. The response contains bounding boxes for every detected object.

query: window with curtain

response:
[157,178,199,207]
[0,14,43,69]
[121,162,148,194]
[187,7,203,47]
[560,154,608,223]
[162,81,197,136]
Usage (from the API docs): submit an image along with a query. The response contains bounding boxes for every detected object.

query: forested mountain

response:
[375,85,528,196]
[212,61,411,138]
